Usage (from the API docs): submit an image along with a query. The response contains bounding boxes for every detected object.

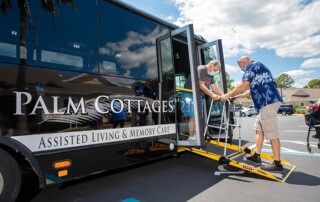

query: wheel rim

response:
[0,172,4,195]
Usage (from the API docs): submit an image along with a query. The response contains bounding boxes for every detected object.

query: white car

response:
[248,105,258,115]
[234,106,255,117]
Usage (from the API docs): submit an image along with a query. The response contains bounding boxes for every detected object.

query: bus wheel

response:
[0,148,21,201]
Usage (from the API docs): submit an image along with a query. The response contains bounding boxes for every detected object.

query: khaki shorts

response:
[254,102,281,140]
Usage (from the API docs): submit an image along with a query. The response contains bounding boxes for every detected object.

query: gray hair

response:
[208,59,220,66]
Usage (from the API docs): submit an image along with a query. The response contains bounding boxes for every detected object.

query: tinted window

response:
[0,2,20,64]
[98,1,169,80]
[1,1,98,73]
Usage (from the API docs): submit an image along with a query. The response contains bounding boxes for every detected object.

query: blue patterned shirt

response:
[242,61,282,111]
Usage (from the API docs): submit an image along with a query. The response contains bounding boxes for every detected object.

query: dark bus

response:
[0,0,230,200]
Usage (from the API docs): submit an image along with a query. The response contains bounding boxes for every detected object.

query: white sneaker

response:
[188,135,197,141]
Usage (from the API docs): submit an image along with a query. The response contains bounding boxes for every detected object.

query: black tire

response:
[0,148,21,202]
[281,111,286,116]
[288,113,293,116]
[241,112,246,117]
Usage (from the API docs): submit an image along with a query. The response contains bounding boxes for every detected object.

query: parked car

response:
[234,106,255,117]
[278,104,295,115]
[309,99,319,104]
[305,99,320,138]
[248,105,258,115]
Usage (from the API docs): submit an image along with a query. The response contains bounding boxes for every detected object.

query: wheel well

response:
[0,144,41,187]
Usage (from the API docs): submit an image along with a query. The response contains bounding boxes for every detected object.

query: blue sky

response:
[124,0,320,88]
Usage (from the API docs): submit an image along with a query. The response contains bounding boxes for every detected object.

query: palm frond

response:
[41,0,77,14]
[0,0,12,13]
[40,95,152,125]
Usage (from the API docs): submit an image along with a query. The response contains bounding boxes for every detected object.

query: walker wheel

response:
[219,156,230,165]
[307,146,311,153]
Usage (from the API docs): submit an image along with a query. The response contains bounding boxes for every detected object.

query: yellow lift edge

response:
[178,140,296,182]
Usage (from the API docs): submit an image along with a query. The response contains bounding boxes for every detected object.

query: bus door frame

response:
[156,24,204,147]
[197,40,228,137]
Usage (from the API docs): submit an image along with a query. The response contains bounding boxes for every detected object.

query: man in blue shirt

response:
[221,56,283,172]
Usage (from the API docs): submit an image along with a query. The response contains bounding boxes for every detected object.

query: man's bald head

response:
[237,56,252,69]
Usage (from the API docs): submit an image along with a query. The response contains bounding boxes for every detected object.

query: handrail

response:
[176,87,193,93]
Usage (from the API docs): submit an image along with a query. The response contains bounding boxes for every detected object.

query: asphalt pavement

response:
[21,115,320,202]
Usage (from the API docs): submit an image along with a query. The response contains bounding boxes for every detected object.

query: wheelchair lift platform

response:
[179,140,296,182]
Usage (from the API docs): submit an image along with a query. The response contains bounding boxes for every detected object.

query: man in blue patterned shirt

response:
[221,56,283,172]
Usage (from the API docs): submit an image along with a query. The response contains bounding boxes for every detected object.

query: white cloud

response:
[300,58,320,68]
[283,69,314,78]
[232,80,242,87]
[172,0,320,58]
[99,26,168,79]
[166,15,174,21]
[276,35,320,58]
[294,78,313,88]
[225,64,239,74]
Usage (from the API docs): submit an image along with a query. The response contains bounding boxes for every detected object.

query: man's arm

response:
[199,81,219,100]
[210,83,223,96]
[233,90,250,99]
[221,81,250,100]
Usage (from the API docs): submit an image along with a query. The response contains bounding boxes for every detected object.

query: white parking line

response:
[262,149,320,157]
[285,130,307,133]
[247,140,320,157]
[298,125,308,128]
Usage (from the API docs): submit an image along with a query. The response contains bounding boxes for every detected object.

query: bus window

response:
[98,1,169,80]
[0,2,20,64]
[23,0,98,73]
[40,50,83,68]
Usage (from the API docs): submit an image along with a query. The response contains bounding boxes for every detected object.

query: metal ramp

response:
[179,99,296,182]
[179,140,296,182]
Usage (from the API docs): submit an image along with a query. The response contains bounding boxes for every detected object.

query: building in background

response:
[239,88,320,107]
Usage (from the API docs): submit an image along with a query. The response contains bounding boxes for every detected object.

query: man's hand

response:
[220,94,229,100]
[211,93,220,100]
[229,95,239,101]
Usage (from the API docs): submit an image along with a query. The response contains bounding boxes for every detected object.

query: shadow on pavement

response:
[285,171,320,186]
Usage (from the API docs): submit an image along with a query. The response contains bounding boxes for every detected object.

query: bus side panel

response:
[0,0,177,188]
[35,139,175,184]
[0,63,176,177]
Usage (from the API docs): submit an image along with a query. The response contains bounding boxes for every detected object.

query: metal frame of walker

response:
[203,99,242,156]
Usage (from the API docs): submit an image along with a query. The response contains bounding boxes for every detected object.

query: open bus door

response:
[156,25,203,147]
[197,40,233,141]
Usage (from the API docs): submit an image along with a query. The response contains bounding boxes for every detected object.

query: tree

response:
[304,79,320,88]
[226,72,235,90]
[275,73,295,88]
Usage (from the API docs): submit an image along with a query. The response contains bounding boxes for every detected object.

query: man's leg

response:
[188,117,195,137]
[244,118,262,165]
[260,102,283,172]
[270,138,281,161]
[255,130,264,154]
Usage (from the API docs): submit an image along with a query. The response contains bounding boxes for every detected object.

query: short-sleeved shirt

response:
[242,61,282,111]
[184,65,215,91]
